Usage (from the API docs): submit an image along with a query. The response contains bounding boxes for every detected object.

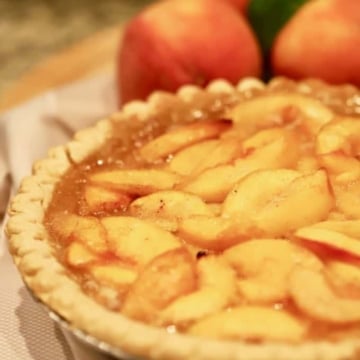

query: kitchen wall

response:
[0,0,152,94]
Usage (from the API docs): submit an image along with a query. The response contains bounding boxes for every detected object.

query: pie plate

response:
[6,77,360,360]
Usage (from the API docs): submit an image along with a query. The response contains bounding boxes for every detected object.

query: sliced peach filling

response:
[47,93,360,343]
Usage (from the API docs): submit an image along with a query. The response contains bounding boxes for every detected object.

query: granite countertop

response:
[0,0,152,95]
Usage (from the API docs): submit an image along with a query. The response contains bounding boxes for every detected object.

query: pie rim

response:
[6,77,360,360]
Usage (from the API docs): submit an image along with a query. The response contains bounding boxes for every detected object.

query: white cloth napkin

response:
[0,71,117,360]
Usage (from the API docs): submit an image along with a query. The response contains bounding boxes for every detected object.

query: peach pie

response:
[6,77,360,359]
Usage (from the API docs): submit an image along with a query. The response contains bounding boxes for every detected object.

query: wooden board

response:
[0,25,122,112]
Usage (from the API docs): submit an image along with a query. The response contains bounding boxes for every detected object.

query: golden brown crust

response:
[6,77,360,360]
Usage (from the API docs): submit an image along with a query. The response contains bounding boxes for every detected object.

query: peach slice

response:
[325,260,360,299]
[223,239,323,303]
[65,242,98,268]
[241,128,301,168]
[328,211,348,221]
[223,169,300,217]
[179,164,235,203]
[296,156,320,174]
[301,219,360,237]
[49,213,108,253]
[158,256,237,325]
[208,203,222,216]
[121,248,196,322]
[89,264,138,289]
[139,119,232,162]
[70,218,108,254]
[180,129,300,202]
[330,176,360,219]
[241,127,291,152]
[49,212,82,243]
[316,120,360,214]
[192,137,242,175]
[89,169,181,196]
[318,153,360,179]
[178,216,249,251]
[316,117,360,155]
[223,170,333,237]
[83,185,132,213]
[169,139,218,176]
[290,268,360,324]
[188,306,307,342]
[227,93,333,136]
[129,190,212,231]
[254,171,333,236]
[102,216,181,266]
[295,220,360,258]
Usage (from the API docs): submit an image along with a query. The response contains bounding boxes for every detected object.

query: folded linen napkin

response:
[0,71,117,360]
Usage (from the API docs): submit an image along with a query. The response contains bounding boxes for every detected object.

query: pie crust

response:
[6,77,360,360]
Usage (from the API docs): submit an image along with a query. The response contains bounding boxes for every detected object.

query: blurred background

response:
[0,0,152,95]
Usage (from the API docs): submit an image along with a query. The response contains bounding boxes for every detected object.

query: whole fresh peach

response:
[222,0,250,13]
[118,0,262,104]
[272,0,360,86]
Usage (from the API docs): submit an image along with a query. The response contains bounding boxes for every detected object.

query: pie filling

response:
[44,79,360,344]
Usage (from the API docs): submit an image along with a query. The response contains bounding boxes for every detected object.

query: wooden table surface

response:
[0,25,122,112]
